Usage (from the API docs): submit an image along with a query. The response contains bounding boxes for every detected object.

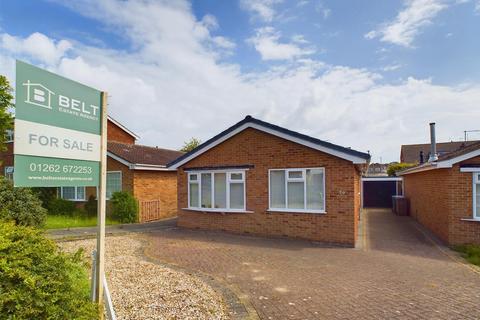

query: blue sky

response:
[0,0,479,162]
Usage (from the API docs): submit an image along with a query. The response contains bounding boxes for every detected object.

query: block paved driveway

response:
[143,209,480,320]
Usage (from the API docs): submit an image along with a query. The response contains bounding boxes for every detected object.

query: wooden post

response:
[95,92,108,315]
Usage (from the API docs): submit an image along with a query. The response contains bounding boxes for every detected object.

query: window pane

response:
[214,173,227,208]
[230,183,244,209]
[201,173,212,208]
[77,187,85,200]
[62,187,75,200]
[189,183,199,207]
[287,182,304,209]
[270,171,286,208]
[476,184,480,218]
[288,170,303,179]
[189,174,198,181]
[306,169,324,210]
[107,172,122,199]
[230,173,243,180]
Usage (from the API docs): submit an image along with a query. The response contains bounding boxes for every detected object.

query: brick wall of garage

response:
[177,127,363,247]
[133,170,178,220]
[404,155,480,245]
[404,169,451,243]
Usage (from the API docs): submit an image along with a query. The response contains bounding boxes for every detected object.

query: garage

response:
[362,177,402,208]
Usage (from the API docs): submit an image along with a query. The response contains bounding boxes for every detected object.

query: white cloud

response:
[240,0,283,22]
[0,32,71,65]
[382,64,403,71]
[248,27,315,60]
[315,2,331,19]
[1,0,479,162]
[476,0,480,13]
[365,0,448,47]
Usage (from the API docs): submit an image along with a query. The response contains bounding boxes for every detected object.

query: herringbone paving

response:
[144,209,480,320]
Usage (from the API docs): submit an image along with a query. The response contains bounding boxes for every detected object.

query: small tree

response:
[180,137,201,153]
[110,191,138,223]
[387,162,416,176]
[0,75,14,152]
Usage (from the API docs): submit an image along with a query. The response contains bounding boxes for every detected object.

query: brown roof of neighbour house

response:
[398,141,480,176]
[108,141,184,167]
[437,140,480,161]
[400,140,479,163]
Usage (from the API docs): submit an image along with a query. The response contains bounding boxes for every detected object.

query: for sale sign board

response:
[14,60,102,187]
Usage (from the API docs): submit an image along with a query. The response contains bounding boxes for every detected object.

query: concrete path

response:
[143,209,480,320]
[47,217,177,240]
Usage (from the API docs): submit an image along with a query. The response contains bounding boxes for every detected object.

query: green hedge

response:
[111,191,138,223]
[0,177,46,227]
[0,221,98,319]
[48,198,77,216]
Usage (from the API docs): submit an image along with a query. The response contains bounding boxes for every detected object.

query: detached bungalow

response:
[168,116,370,246]
[399,125,480,245]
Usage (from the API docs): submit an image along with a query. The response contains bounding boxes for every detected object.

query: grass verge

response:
[454,244,480,266]
[45,215,120,229]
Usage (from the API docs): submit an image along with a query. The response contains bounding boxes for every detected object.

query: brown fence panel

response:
[139,200,161,222]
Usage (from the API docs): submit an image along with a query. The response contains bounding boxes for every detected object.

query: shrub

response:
[110,191,138,223]
[32,187,58,209]
[0,178,47,227]
[0,221,98,319]
[386,162,417,176]
[84,195,98,217]
[48,198,77,216]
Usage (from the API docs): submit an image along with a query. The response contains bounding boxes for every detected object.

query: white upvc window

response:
[269,168,325,213]
[473,173,480,220]
[4,166,14,181]
[106,171,122,199]
[188,170,246,212]
[60,186,86,201]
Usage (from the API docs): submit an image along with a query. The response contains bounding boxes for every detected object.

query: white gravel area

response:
[59,235,228,320]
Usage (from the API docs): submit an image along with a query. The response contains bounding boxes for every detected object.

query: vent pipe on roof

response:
[428,122,438,162]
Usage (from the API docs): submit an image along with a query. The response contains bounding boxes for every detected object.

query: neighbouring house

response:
[398,123,480,245]
[168,115,370,246]
[365,163,388,177]
[400,140,479,164]
[0,116,183,222]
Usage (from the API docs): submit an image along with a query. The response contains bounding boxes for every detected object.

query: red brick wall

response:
[0,142,14,177]
[107,120,136,144]
[449,157,480,245]
[133,170,178,221]
[404,169,451,243]
[177,128,363,246]
[404,155,480,245]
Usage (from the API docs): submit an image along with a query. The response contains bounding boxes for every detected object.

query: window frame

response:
[187,170,247,212]
[60,186,86,202]
[473,172,480,220]
[106,171,122,200]
[268,167,326,214]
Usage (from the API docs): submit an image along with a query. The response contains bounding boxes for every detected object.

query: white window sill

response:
[63,199,86,202]
[461,218,480,222]
[183,208,253,214]
[267,209,326,214]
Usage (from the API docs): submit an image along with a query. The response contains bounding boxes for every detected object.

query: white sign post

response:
[96,92,108,314]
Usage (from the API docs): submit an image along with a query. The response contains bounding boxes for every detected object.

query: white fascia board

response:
[397,163,437,176]
[436,148,480,168]
[361,177,403,181]
[170,123,367,169]
[107,116,140,139]
[460,167,480,172]
[132,164,176,171]
[107,151,133,168]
